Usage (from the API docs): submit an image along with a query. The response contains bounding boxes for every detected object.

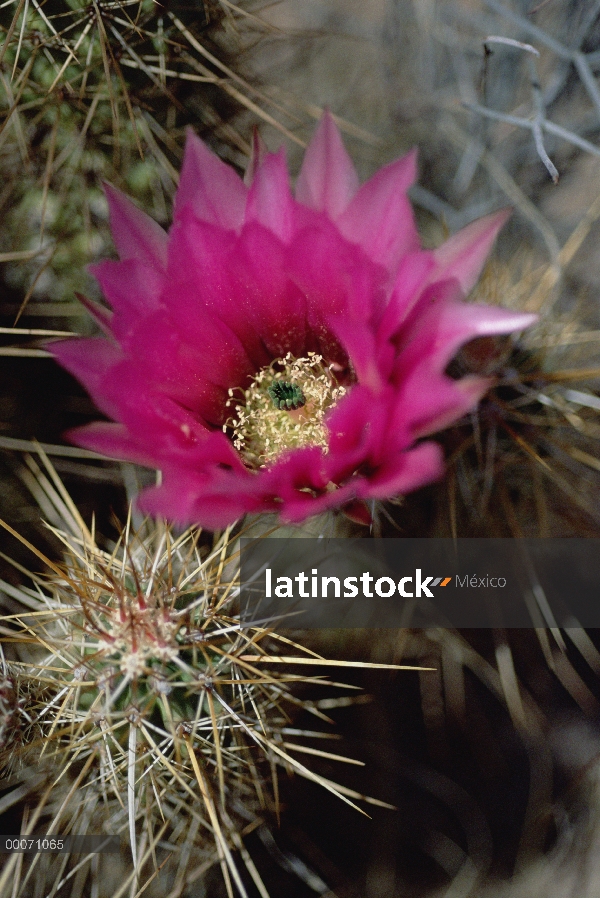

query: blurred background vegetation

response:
[2,0,600,896]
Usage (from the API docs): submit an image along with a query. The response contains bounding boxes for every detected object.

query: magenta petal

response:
[138,464,269,529]
[113,313,229,423]
[285,221,387,362]
[357,442,444,500]
[296,110,359,218]
[103,183,167,270]
[265,445,330,494]
[86,378,236,466]
[326,386,384,450]
[174,129,248,230]
[235,224,308,359]
[74,293,113,335]
[338,149,419,273]
[396,299,537,379]
[327,318,384,391]
[377,251,436,343]
[325,387,395,484]
[263,446,357,523]
[245,149,295,242]
[66,344,217,448]
[394,373,492,439]
[64,422,157,466]
[166,213,270,370]
[414,376,492,437]
[431,209,510,294]
[93,363,206,437]
[51,337,123,419]
[90,260,164,340]
[53,344,217,460]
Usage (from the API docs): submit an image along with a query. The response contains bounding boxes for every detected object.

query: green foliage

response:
[0,0,256,300]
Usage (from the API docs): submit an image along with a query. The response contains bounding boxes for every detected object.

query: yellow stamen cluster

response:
[224,352,347,467]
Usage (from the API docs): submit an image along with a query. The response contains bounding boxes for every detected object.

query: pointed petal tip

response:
[102,180,141,220]
[101,180,131,221]
[472,206,512,240]
[246,147,294,240]
[101,179,118,199]
[336,146,420,270]
[181,126,215,169]
[471,306,538,336]
[101,181,168,269]
[296,110,360,218]
[74,291,113,335]
[175,126,248,230]
[506,310,538,331]
[432,207,513,294]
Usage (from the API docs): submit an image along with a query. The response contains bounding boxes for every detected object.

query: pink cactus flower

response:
[51,114,536,529]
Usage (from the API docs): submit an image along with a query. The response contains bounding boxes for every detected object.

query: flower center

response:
[268,381,306,410]
[224,352,347,468]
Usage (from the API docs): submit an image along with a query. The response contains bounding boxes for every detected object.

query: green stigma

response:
[268,381,306,411]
